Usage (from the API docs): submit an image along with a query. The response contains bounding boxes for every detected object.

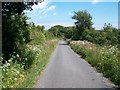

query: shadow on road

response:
[59,43,68,45]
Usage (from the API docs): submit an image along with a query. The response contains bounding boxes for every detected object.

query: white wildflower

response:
[16,71,19,74]
[21,65,24,69]
[89,47,92,49]
[5,61,8,64]
[0,57,3,60]
[11,70,14,73]
[14,78,17,81]
[13,55,15,58]
[8,59,12,62]
[23,38,25,42]
[7,63,10,66]
[16,54,19,58]
[2,68,5,71]
[33,47,36,51]
[82,41,85,45]
[25,58,27,61]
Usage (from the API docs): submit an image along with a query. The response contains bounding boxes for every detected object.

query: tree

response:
[103,23,119,45]
[72,10,93,40]
[48,25,65,37]
[2,2,37,62]
[64,27,74,39]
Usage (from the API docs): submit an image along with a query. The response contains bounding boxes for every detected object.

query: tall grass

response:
[70,41,120,87]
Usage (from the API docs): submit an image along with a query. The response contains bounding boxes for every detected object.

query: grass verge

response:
[18,39,58,88]
[2,39,58,88]
[69,40,120,87]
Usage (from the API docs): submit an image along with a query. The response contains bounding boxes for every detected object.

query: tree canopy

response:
[2,2,37,62]
[72,10,93,40]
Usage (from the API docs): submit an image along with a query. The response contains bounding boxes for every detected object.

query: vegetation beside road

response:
[2,2,120,88]
[2,39,58,88]
[68,10,120,87]
[2,22,58,88]
[70,41,120,87]
[2,2,58,88]
[48,10,120,87]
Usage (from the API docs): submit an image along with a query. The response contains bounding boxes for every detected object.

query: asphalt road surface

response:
[34,40,115,88]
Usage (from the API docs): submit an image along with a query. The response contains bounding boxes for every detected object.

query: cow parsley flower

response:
[16,54,19,58]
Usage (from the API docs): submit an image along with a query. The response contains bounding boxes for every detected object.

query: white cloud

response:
[25,0,56,19]
[92,0,99,4]
[32,1,48,10]
[53,12,57,15]
[92,23,118,30]
[51,22,74,27]
[42,5,56,15]
[35,21,74,30]
[92,0,114,4]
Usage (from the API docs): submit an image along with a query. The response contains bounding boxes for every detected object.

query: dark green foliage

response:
[48,25,65,37]
[36,25,45,33]
[81,29,106,45]
[71,10,120,46]
[2,2,37,62]
[81,23,120,46]
[72,10,93,40]
[2,2,57,88]
[2,2,37,16]
[64,27,74,39]
[22,49,36,70]
[48,25,74,39]
[103,23,120,45]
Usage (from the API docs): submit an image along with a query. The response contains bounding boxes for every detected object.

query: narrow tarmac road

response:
[34,40,115,88]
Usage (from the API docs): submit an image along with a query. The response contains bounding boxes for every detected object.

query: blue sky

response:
[25,0,118,30]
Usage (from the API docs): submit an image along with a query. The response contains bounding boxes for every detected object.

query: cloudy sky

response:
[25,0,119,30]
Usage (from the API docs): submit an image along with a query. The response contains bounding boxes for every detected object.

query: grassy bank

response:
[18,39,58,88]
[70,41,120,87]
[2,39,58,88]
